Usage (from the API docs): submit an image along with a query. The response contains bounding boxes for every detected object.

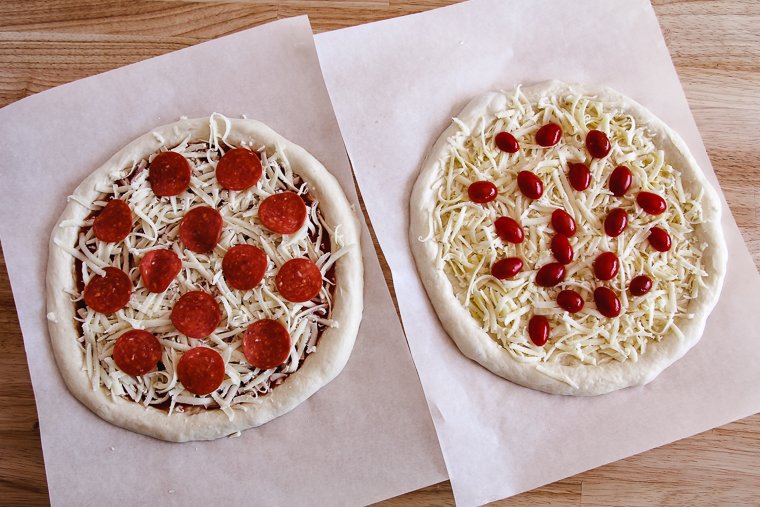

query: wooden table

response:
[1,1,758,505]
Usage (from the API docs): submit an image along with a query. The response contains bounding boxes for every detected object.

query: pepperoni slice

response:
[112,329,162,377]
[179,206,223,253]
[148,151,191,197]
[275,258,322,303]
[92,199,131,243]
[216,148,262,191]
[83,267,132,314]
[222,244,268,290]
[258,192,308,234]
[176,347,225,396]
[242,319,291,370]
[170,291,222,339]
[140,249,182,293]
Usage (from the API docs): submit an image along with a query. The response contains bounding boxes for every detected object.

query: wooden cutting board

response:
[1,1,758,505]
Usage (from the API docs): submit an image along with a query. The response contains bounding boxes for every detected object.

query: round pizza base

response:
[47,117,364,441]
[410,80,727,396]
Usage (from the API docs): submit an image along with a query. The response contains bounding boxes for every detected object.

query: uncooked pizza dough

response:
[47,114,363,441]
[410,81,726,395]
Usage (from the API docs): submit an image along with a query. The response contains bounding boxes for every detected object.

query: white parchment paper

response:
[0,17,446,506]
[315,1,760,505]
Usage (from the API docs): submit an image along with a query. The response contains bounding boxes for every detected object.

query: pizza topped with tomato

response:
[410,81,726,395]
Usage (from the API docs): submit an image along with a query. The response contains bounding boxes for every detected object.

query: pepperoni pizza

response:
[47,115,363,441]
[410,81,726,395]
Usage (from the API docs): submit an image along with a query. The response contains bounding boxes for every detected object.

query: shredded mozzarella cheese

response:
[431,89,707,367]
[65,116,340,418]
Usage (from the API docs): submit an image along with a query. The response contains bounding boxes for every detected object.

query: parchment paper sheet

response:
[0,17,446,506]
[315,1,760,505]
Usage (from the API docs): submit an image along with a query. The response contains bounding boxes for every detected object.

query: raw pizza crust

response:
[47,116,364,441]
[410,81,727,396]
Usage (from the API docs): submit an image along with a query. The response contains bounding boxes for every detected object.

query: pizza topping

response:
[604,207,628,237]
[428,87,709,369]
[468,181,498,203]
[179,206,223,253]
[258,191,307,234]
[568,162,591,191]
[176,347,225,396]
[637,192,667,215]
[148,151,191,197]
[83,267,132,314]
[170,290,222,339]
[629,275,653,296]
[609,165,632,197]
[536,262,565,287]
[242,319,291,370]
[557,290,584,313]
[517,171,543,199]
[594,252,619,281]
[275,258,323,303]
[550,234,574,265]
[551,209,576,237]
[649,227,672,252]
[112,329,162,377]
[494,216,524,244]
[92,199,132,243]
[594,287,621,318]
[139,249,181,293]
[61,119,342,415]
[215,148,262,191]
[491,257,523,280]
[528,315,550,346]
[586,129,611,158]
[535,123,562,147]
[495,132,520,153]
[222,244,268,291]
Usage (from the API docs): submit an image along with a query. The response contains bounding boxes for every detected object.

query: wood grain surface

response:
[1,1,758,505]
